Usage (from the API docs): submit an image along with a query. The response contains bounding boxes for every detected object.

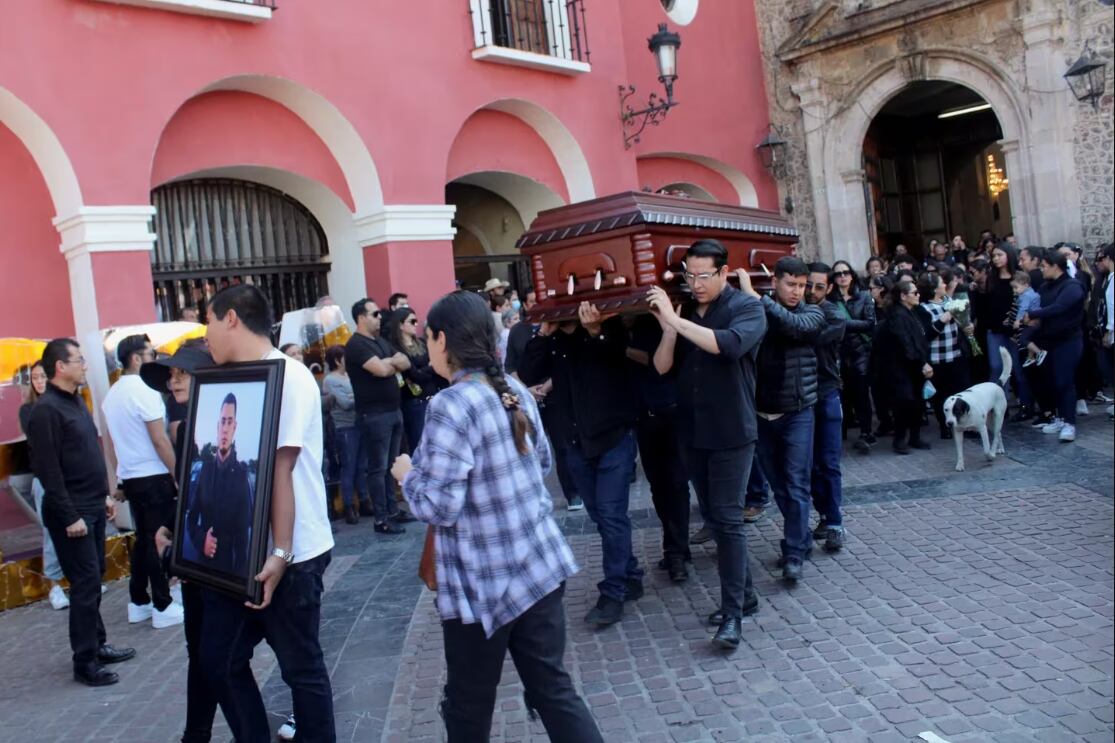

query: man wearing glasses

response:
[28,338,136,686]
[345,298,414,534]
[738,256,826,585]
[102,334,183,629]
[648,239,767,649]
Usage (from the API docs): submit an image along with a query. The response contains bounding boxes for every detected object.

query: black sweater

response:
[814,300,847,397]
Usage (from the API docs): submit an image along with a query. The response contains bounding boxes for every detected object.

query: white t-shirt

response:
[101,374,170,480]
[268,349,334,563]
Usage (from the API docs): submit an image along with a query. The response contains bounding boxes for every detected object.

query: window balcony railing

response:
[88,0,275,23]
[470,0,591,75]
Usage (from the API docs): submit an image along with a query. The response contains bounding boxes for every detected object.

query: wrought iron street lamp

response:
[619,24,681,148]
[755,125,788,177]
[1064,51,1107,110]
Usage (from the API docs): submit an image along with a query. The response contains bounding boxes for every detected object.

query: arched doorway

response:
[150,178,330,321]
[863,81,1011,259]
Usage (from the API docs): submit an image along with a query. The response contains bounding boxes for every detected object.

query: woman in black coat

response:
[830,260,876,452]
[876,279,933,454]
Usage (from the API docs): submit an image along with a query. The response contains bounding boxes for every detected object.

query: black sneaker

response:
[374,520,405,535]
[712,617,743,650]
[689,526,714,545]
[824,526,845,553]
[782,558,803,583]
[863,432,878,444]
[624,579,644,602]
[853,437,871,454]
[812,520,828,541]
[584,595,623,626]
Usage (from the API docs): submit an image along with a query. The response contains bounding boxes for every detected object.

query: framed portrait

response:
[170,360,285,604]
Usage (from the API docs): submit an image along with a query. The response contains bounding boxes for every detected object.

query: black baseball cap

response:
[140,342,214,393]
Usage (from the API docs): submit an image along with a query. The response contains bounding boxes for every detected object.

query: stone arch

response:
[0,86,83,218]
[638,151,759,207]
[162,75,383,214]
[454,98,595,203]
[817,50,1038,266]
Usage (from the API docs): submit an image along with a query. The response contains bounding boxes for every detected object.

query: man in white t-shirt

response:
[101,334,184,629]
[200,285,335,741]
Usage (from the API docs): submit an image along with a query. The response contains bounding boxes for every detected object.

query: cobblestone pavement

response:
[0,412,1111,743]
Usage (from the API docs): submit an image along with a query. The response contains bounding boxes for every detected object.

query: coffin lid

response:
[515,191,798,249]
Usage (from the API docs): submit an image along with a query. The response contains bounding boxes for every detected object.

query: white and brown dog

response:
[942,346,1012,472]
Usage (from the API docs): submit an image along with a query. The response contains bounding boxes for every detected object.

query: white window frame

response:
[88,0,273,23]
[468,0,590,76]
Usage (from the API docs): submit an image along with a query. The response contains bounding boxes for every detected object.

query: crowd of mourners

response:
[15,231,1112,743]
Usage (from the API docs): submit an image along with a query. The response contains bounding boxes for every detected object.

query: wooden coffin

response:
[518,191,798,322]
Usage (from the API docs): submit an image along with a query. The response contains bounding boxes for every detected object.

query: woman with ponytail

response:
[390,291,602,743]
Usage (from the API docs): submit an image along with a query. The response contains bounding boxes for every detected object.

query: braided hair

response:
[427,291,536,455]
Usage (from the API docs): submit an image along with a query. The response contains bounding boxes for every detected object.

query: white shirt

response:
[101,374,169,480]
[268,349,334,563]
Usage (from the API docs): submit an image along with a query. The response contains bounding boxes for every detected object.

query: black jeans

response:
[441,583,602,743]
[46,509,107,669]
[540,404,579,502]
[182,581,235,743]
[200,551,334,743]
[928,358,970,434]
[842,366,874,437]
[682,444,756,618]
[635,406,691,561]
[124,473,176,610]
[357,409,403,522]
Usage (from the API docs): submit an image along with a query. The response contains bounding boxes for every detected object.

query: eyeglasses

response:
[805,283,826,291]
[833,270,852,278]
[65,356,87,366]
[682,271,720,283]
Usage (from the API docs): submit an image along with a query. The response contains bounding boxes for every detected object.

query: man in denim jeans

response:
[201,285,337,741]
[344,298,416,535]
[805,263,847,553]
[520,302,641,628]
[743,256,825,584]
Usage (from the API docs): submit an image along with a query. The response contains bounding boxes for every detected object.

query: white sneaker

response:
[1059,424,1076,442]
[1041,418,1065,434]
[170,582,183,605]
[101,584,107,594]
[1076,399,1090,416]
[1107,404,1114,419]
[1094,391,1113,403]
[128,602,154,623]
[152,601,185,629]
[48,584,70,610]
[277,715,296,741]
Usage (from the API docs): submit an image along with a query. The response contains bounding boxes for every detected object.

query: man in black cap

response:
[28,338,135,686]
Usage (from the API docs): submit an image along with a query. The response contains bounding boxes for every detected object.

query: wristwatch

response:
[271,547,295,565]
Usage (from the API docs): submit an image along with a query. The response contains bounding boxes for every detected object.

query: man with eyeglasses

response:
[345,298,415,534]
[738,256,826,584]
[28,338,136,686]
[102,334,184,629]
[804,264,847,553]
[648,239,767,649]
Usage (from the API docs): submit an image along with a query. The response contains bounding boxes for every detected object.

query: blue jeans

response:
[335,426,368,508]
[32,478,63,581]
[401,396,430,453]
[988,331,1031,406]
[1047,336,1084,424]
[757,408,816,561]
[564,431,642,601]
[200,551,334,743]
[810,391,843,527]
[357,409,403,522]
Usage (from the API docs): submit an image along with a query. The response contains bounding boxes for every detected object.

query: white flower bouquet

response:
[944,297,982,356]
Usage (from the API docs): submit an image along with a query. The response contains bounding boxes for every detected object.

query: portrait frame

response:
[170,359,285,604]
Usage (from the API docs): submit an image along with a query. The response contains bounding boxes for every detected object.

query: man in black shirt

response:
[345,298,413,534]
[806,263,847,553]
[27,338,135,686]
[520,303,641,627]
[648,240,767,649]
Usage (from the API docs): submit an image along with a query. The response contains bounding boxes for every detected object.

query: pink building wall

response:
[0,0,780,328]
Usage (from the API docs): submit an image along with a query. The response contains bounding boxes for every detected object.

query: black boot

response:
[344,506,359,525]
[892,431,910,455]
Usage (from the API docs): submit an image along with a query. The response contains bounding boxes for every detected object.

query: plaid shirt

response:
[401,371,578,637]
[921,300,962,364]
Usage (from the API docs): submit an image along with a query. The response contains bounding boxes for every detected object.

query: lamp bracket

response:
[619,85,678,149]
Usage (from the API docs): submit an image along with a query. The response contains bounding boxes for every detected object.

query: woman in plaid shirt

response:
[391,291,602,743]
[915,272,970,439]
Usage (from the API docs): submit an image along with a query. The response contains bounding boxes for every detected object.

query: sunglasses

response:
[833,270,852,278]
[371,310,381,319]
[406,318,418,325]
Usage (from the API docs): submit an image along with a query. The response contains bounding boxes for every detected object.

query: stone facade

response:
[752,0,1115,265]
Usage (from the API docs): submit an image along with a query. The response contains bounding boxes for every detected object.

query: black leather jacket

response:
[755,296,826,414]
[832,290,876,375]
